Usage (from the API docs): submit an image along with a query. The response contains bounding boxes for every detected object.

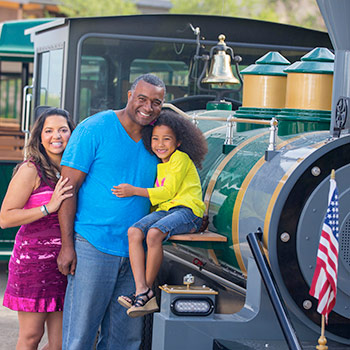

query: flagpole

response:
[316,169,334,349]
[313,168,337,350]
[316,315,328,350]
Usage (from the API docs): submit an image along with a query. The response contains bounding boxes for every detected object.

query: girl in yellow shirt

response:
[112,110,207,318]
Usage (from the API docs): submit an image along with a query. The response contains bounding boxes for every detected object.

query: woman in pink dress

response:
[0,108,75,350]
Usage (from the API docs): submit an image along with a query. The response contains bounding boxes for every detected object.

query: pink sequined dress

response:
[3,163,67,312]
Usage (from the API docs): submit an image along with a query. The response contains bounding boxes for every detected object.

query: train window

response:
[79,56,109,121]
[130,59,189,101]
[77,35,280,120]
[77,36,199,121]
[38,49,63,108]
[0,61,33,130]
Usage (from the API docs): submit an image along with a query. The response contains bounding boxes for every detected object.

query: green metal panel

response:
[0,162,19,260]
[276,108,331,136]
[205,130,269,269]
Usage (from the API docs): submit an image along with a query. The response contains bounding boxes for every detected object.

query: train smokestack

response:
[317,0,350,136]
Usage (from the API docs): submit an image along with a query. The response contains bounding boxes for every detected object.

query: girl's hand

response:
[46,177,73,214]
[111,184,136,198]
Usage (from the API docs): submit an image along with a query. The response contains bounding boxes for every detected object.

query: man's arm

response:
[57,166,86,276]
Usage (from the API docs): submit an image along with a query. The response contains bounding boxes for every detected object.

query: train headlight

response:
[170,297,214,316]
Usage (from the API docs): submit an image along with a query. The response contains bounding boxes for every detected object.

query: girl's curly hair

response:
[142,109,208,169]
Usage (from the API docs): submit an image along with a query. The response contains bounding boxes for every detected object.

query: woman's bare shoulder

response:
[13,162,39,183]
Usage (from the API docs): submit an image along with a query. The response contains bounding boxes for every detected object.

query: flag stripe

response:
[309,175,339,322]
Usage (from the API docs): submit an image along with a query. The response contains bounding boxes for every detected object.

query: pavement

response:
[0,261,48,350]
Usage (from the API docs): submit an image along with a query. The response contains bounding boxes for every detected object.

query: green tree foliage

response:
[58,0,139,17]
[170,0,279,23]
[170,0,325,31]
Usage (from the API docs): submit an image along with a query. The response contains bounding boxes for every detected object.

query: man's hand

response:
[57,245,77,276]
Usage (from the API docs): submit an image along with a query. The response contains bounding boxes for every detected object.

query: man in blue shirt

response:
[57,74,165,350]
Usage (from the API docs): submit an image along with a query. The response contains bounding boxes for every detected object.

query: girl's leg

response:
[145,227,167,289]
[126,227,166,316]
[144,207,201,290]
[17,311,47,350]
[46,311,63,350]
[128,227,148,294]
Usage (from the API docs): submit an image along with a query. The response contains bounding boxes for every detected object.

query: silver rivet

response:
[303,300,312,309]
[280,232,290,242]
[311,167,321,176]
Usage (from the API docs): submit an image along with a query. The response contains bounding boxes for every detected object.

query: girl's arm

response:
[112,184,149,198]
[0,162,73,229]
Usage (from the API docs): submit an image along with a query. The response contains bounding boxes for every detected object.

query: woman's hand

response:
[111,184,136,198]
[46,177,73,214]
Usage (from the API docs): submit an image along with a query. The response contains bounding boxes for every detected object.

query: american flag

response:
[309,173,339,322]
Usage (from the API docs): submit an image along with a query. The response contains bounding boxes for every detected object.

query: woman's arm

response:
[112,184,149,198]
[0,163,72,229]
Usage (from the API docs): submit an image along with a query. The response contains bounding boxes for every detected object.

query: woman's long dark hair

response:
[15,107,75,185]
[142,110,208,169]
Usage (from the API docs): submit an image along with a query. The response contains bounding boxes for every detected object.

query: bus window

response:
[38,49,63,108]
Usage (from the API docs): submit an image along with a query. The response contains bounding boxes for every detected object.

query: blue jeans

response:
[132,206,203,241]
[62,234,142,350]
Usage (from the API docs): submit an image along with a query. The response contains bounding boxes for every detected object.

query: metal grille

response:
[340,217,350,272]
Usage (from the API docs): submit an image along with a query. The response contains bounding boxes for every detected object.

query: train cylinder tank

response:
[154,0,350,348]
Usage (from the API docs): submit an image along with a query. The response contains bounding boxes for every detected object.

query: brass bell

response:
[202,34,240,86]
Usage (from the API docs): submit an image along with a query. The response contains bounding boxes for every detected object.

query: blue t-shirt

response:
[61,110,158,256]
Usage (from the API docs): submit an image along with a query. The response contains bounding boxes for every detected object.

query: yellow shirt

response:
[147,150,206,218]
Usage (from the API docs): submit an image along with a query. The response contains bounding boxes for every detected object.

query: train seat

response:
[168,230,227,242]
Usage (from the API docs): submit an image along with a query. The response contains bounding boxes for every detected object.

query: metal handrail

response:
[247,231,302,350]
[163,103,273,125]
[21,85,33,160]
[163,102,278,151]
